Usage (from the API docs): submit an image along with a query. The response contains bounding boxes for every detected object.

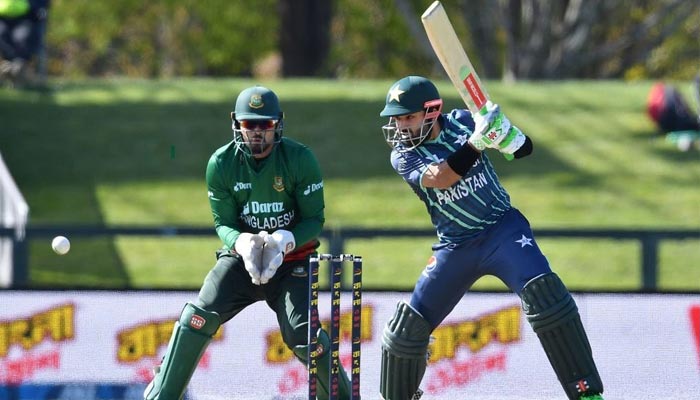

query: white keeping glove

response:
[469,101,526,155]
[234,232,265,285]
[258,229,295,284]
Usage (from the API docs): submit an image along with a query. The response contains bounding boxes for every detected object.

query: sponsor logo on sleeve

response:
[233,182,252,192]
[303,181,324,196]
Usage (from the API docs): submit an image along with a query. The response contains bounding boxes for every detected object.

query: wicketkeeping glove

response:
[259,229,296,285]
[469,101,526,157]
[234,232,265,285]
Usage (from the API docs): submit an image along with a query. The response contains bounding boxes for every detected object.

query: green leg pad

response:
[293,329,351,400]
[144,303,221,400]
[380,301,431,400]
[521,273,604,400]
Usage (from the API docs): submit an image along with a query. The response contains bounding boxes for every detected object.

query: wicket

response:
[308,254,363,400]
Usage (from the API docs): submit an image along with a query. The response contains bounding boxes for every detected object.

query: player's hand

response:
[234,232,264,285]
[259,229,296,284]
[469,101,526,155]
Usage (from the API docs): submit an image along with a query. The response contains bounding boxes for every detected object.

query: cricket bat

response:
[421,1,513,160]
[421,1,488,115]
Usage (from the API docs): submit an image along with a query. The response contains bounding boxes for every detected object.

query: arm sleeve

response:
[291,147,325,246]
[206,154,241,249]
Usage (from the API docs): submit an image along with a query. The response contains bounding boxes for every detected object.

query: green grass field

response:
[1,78,698,291]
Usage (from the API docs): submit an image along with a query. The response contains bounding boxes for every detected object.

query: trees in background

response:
[279,0,332,76]
[45,0,698,80]
[448,0,699,80]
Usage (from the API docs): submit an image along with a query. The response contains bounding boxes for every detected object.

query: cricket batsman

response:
[143,85,352,400]
[377,76,604,400]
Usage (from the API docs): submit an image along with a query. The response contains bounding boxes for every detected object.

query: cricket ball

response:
[51,236,71,255]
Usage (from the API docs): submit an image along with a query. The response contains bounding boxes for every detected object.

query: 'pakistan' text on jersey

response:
[206,137,325,260]
[390,109,511,243]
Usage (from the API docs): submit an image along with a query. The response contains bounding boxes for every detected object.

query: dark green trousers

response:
[172,250,351,400]
[196,250,311,348]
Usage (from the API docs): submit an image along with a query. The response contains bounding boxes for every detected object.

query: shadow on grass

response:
[2,97,580,179]
[0,85,604,288]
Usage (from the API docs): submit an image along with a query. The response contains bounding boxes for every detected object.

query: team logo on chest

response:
[273,176,285,192]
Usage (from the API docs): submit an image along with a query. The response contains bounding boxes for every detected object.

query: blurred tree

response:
[43,0,697,80]
[47,0,277,77]
[459,0,500,79]
[328,0,432,78]
[279,0,332,76]
[396,0,698,80]
[462,0,699,80]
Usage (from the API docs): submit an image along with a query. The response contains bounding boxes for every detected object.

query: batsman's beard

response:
[399,123,432,149]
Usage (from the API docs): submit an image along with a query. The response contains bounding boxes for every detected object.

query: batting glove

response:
[234,232,265,285]
[259,229,296,284]
[469,101,526,155]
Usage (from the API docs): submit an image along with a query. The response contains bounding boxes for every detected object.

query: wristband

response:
[446,143,480,176]
[514,136,533,159]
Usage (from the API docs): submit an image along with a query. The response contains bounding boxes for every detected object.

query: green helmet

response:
[380,76,443,151]
[231,85,284,156]
[380,76,441,117]
[233,85,283,120]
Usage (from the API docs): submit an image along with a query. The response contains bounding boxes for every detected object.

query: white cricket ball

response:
[51,236,70,255]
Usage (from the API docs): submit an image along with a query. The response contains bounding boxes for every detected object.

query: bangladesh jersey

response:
[206,137,325,260]
[390,109,511,243]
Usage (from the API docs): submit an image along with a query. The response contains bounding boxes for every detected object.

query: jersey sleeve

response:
[390,149,427,189]
[206,153,240,249]
[445,109,477,136]
[291,146,325,246]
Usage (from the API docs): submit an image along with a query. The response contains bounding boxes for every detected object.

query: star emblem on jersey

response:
[515,234,533,248]
[388,85,405,102]
[455,134,468,145]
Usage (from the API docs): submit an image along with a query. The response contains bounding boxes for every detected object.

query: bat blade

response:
[421,1,489,114]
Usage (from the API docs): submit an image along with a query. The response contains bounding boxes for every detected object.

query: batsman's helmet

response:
[231,85,284,155]
[380,76,443,151]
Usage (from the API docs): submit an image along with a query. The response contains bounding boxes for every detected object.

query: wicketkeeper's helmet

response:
[380,76,443,151]
[231,85,284,155]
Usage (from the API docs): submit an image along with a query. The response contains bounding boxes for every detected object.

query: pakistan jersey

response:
[206,137,325,260]
[390,109,511,243]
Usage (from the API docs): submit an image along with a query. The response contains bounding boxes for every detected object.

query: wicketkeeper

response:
[377,76,604,400]
[143,85,352,400]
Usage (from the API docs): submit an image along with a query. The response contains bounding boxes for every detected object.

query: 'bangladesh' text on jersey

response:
[390,109,511,243]
[206,137,325,253]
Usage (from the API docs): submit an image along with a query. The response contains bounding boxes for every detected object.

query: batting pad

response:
[521,273,604,399]
[144,303,221,400]
[380,301,431,400]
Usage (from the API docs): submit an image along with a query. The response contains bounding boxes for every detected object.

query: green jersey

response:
[206,138,325,259]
